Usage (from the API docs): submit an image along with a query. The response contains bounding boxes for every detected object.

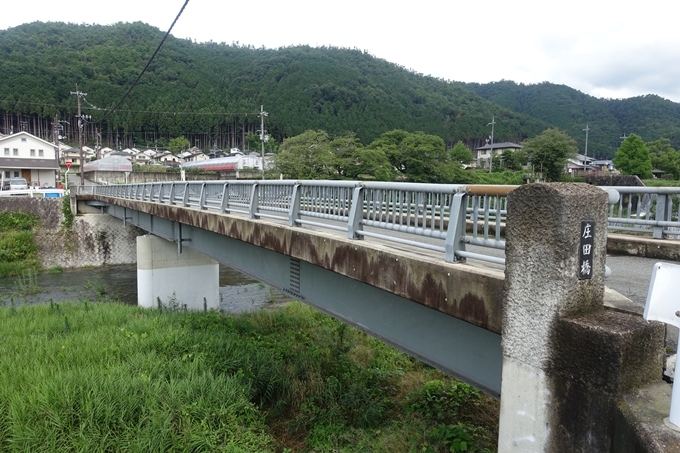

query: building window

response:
[21,138,26,142]
[4,171,9,178]
[39,149,44,157]
[13,171,19,177]
[3,148,8,156]
[13,149,18,156]
[30,149,35,156]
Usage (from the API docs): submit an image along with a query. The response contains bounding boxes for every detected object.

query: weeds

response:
[82,279,108,297]
[0,301,499,452]
[13,269,43,296]
[0,211,41,278]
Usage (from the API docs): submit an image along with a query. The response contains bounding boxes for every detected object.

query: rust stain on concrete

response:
[85,194,504,333]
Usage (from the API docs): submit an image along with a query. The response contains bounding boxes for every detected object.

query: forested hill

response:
[460,80,680,158]
[0,22,549,149]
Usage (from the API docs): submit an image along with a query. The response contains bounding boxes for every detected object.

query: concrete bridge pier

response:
[137,235,219,311]
[498,183,665,452]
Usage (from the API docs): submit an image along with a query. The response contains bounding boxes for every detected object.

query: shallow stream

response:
[0,264,291,313]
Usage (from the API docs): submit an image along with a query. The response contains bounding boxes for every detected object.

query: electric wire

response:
[99,0,191,123]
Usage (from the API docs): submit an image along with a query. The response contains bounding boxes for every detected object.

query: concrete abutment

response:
[499,183,666,452]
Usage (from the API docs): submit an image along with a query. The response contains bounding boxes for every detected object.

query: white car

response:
[9,178,29,190]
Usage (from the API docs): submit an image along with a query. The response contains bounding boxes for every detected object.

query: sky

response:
[2,0,679,103]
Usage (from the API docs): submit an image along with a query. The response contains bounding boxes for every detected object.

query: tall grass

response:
[0,301,499,452]
[0,212,41,277]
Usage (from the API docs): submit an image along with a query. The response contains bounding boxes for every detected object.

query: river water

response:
[0,264,291,313]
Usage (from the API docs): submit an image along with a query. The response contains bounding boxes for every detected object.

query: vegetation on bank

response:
[0,300,499,452]
[0,211,40,277]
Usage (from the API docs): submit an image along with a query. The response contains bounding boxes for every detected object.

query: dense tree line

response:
[0,22,547,151]
[461,80,680,159]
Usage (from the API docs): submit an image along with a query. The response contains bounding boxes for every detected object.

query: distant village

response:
[1,130,617,189]
[0,130,267,188]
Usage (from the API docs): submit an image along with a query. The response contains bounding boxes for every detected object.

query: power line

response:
[0,99,258,117]
[99,0,191,123]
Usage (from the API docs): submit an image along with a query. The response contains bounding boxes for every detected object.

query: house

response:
[473,142,523,167]
[566,154,615,175]
[179,150,210,163]
[62,147,96,167]
[100,147,114,159]
[131,149,155,164]
[153,151,182,166]
[207,149,227,159]
[0,131,59,187]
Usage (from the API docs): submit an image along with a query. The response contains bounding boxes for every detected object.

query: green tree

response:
[500,149,528,171]
[522,128,578,182]
[272,130,337,179]
[168,136,190,153]
[369,130,460,183]
[647,138,679,180]
[346,148,396,181]
[450,141,473,164]
[245,132,262,152]
[613,134,652,178]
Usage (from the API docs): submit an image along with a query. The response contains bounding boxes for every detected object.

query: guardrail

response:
[606,186,680,238]
[0,188,66,198]
[80,181,517,265]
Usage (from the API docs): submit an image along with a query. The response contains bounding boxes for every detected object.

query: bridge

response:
[76,180,680,452]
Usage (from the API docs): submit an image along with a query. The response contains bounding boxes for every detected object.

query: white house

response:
[0,131,59,187]
[154,151,182,165]
[473,142,523,167]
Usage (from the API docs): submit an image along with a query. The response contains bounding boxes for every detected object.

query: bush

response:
[0,211,39,232]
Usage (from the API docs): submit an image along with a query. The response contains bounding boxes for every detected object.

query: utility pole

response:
[70,84,87,186]
[95,125,101,160]
[583,123,589,173]
[487,116,496,173]
[52,115,60,185]
[259,105,268,180]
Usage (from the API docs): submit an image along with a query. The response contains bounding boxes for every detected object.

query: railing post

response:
[169,183,176,205]
[445,192,468,262]
[654,194,668,239]
[182,182,190,207]
[158,183,164,203]
[347,185,364,239]
[199,183,207,210]
[249,183,260,219]
[288,182,302,227]
[220,182,230,213]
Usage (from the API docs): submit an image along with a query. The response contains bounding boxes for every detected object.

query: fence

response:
[80,181,680,264]
[82,181,516,265]
[607,186,680,239]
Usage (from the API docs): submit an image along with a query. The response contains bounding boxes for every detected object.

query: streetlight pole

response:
[583,123,589,173]
[259,105,268,180]
[487,116,496,173]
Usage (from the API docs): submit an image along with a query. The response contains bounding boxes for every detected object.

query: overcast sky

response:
[2,0,679,103]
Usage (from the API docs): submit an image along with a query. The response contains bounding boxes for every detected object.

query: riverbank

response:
[0,300,499,452]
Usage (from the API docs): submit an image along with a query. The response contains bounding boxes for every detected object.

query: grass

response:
[0,211,41,278]
[0,300,499,452]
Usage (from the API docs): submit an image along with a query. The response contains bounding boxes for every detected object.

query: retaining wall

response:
[0,197,142,268]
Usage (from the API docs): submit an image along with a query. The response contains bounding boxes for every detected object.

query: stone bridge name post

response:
[498,183,665,452]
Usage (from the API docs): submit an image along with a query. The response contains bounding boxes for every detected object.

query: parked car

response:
[9,178,29,190]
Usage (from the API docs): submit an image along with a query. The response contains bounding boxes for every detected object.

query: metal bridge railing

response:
[82,181,517,265]
[606,186,680,239]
